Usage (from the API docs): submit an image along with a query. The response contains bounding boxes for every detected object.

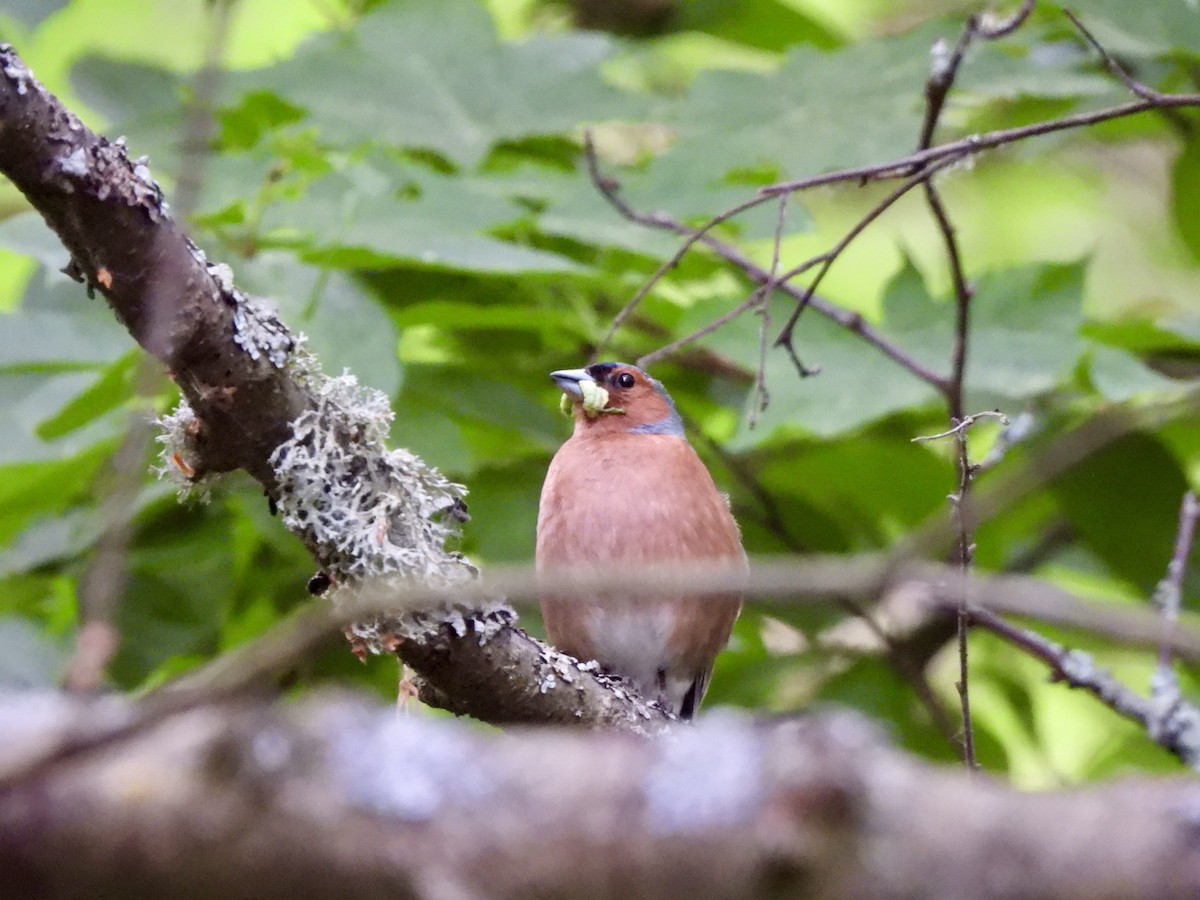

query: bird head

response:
[551,362,684,438]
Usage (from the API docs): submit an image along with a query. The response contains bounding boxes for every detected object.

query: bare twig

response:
[759,93,1200,199]
[975,0,1037,40]
[584,131,776,360]
[1156,491,1200,669]
[912,410,1010,442]
[1146,490,1200,763]
[909,7,1022,771]
[965,607,1200,765]
[1064,8,1168,103]
[587,149,950,388]
[772,154,964,367]
[636,293,762,368]
[963,485,1200,771]
[747,196,788,427]
[693,424,959,750]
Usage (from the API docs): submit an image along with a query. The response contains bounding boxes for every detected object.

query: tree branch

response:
[0,44,667,731]
[3,693,1200,899]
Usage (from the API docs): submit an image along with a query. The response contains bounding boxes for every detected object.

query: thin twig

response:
[1146,490,1200,762]
[912,410,1009,442]
[907,5,1038,770]
[588,155,950,388]
[772,154,964,364]
[1063,8,1168,103]
[967,608,1178,753]
[747,196,788,427]
[759,94,1200,199]
[687,419,963,748]
[584,132,775,360]
[589,47,1200,356]
[1155,491,1200,670]
[975,0,1037,40]
[637,293,762,368]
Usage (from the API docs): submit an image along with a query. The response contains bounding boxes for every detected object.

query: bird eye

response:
[615,372,636,389]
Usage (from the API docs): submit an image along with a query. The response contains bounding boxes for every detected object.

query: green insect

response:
[559,379,625,419]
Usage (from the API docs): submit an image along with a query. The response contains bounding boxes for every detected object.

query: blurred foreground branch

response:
[1,692,1199,900]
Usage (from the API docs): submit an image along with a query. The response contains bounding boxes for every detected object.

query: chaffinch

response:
[537,362,744,719]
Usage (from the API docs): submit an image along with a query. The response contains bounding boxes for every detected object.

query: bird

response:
[536,361,744,719]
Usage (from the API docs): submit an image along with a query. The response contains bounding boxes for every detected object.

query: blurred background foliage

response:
[1,0,1199,786]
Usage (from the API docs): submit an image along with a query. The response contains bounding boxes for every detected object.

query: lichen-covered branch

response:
[0,43,668,731]
[2,692,1200,900]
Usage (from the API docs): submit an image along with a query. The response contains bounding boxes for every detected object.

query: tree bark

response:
[1,693,1198,900]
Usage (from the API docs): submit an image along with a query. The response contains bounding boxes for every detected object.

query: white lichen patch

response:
[325,705,494,821]
[536,646,581,694]
[329,574,512,655]
[1058,649,1096,686]
[153,400,212,503]
[643,711,764,834]
[0,46,33,96]
[229,289,295,368]
[1150,668,1200,769]
[58,147,88,177]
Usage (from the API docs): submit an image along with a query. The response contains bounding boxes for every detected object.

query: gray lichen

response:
[153,400,212,503]
[0,45,33,97]
[268,363,505,652]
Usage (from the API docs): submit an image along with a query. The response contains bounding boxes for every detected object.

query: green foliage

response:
[1,0,1199,786]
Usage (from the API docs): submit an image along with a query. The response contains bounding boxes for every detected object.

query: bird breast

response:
[536,431,744,676]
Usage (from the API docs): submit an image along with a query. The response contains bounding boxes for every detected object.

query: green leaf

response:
[0,453,108,546]
[962,263,1085,401]
[244,0,640,167]
[260,160,578,273]
[1083,317,1200,355]
[35,351,139,440]
[675,0,841,51]
[1171,131,1200,262]
[112,508,236,687]
[1051,432,1190,592]
[0,212,77,271]
[458,462,543,562]
[0,510,99,577]
[712,263,1083,441]
[0,272,133,372]
[0,372,124,463]
[2,0,69,28]
[69,57,184,170]
[755,432,951,549]
[1087,345,1189,402]
[957,38,1117,101]
[655,24,937,182]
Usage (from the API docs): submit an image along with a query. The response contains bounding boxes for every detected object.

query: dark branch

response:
[0,45,664,731]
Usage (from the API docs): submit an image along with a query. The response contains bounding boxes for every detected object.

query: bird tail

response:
[678,668,712,720]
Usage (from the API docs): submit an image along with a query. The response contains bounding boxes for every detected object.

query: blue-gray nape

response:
[627,374,685,437]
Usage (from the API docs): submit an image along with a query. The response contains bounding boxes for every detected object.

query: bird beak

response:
[550,368,593,400]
